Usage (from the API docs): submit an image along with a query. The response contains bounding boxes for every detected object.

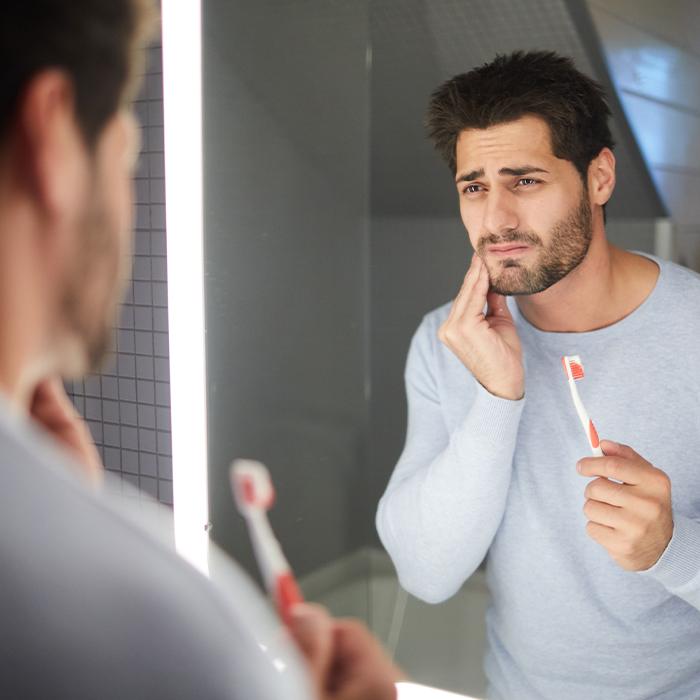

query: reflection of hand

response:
[30,377,103,485]
[438,254,524,400]
[578,440,673,571]
[289,603,402,700]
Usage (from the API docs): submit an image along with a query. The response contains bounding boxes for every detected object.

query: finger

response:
[584,477,630,507]
[330,619,403,699]
[443,261,477,330]
[583,498,626,529]
[577,456,644,485]
[450,254,485,319]
[451,254,479,305]
[585,520,616,548]
[585,477,664,523]
[288,603,334,688]
[600,440,641,461]
[460,256,490,319]
[485,290,510,318]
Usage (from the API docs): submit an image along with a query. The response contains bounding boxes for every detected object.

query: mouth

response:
[486,244,531,257]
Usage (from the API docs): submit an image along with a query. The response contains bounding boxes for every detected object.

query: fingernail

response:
[576,461,582,473]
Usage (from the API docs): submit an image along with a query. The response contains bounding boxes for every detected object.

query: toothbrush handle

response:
[588,419,603,457]
[275,572,304,626]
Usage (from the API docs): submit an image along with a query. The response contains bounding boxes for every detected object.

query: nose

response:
[482,187,519,238]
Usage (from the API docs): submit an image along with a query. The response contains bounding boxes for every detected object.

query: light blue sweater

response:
[377,255,700,699]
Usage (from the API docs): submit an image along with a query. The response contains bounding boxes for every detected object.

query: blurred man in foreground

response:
[0,2,400,698]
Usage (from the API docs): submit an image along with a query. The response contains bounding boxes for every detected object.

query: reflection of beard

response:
[476,192,592,296]
[61,183,125,375]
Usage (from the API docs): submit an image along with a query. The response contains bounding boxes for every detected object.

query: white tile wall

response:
[68,36,172,504]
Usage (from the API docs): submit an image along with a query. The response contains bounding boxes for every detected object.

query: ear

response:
[13,69,87,223]
[587,147,615,208]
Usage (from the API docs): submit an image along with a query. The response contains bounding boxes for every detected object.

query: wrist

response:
[479,380,524,401]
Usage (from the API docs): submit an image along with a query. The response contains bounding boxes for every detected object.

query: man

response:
[377,51,700,699]
[0,2,400,698]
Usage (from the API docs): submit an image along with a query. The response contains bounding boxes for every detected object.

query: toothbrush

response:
[230,459,304,626]
[561,355,603,457]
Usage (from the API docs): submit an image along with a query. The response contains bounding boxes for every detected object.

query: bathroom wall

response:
[588,0,700,269]
[202,0,372,580]
[67,35,173,506]
[303,549,490,697]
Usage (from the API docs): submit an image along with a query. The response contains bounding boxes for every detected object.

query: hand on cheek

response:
[577,440,673,571]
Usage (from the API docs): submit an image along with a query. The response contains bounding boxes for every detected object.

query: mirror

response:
[199,0,697,696]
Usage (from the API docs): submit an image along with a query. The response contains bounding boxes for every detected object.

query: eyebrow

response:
[455,166,550,183]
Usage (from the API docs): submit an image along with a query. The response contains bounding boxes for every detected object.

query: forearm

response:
[639,512,700,610]
[377,385,524,603]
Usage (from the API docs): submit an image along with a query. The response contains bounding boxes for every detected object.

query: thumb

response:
[486,291,513,320]
[288,603,334,690]
[600,439,638,459]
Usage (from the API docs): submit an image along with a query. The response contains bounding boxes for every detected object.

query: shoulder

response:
[404,300,453,367]
[0,418,310,699]
[406,300,476,389]
[652,256,700,320]
[416,300,453,339]
[658,256,700,294]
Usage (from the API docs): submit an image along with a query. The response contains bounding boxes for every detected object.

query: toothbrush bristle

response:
[231,460,276,511]
[241,474,256,504]
[569,361,584,380]
[562,355,584,381]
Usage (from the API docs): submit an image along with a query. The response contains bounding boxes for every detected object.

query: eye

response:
[462,183,483,195]
[517,177,539,187]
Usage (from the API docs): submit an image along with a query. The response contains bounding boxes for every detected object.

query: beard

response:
[476,192,593,296]
[60,183,128,376]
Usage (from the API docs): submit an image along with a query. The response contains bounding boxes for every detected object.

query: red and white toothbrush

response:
[230,459,304,626]
[561,355,603,457]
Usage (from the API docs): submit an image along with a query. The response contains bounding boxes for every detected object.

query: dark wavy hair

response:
[0,0,156,147]
[425,50,615,182]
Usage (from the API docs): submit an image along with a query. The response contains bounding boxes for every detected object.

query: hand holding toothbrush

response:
[438,253,524,400]
[578,441,673,571]
[289,603,403,700]
[561,356,673,571]
[231,461,403,700]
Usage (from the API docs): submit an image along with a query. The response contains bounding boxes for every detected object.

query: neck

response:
[515,237,659,333]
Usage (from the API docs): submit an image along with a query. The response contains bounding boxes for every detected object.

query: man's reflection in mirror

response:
[378,50,700,700]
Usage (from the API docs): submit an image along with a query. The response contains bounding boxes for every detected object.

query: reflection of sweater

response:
[0,395,311,699]
[377,254,700,700]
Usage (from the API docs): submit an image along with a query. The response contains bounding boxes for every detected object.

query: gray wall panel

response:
[202,0,370,579]
[589,0,700,268]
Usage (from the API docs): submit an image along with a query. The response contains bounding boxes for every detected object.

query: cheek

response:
[107,172,134,259]
[459,202,480,248]
[120,180,134,248]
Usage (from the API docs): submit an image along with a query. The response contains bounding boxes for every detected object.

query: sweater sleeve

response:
[638,512,700,610]
[375,315,524,604]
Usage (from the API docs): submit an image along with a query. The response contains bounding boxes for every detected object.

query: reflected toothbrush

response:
[561,355,603,457]
[230,459,304,626]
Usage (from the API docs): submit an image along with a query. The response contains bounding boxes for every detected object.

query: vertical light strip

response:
[395,683,480,700]
[161,0,209,575]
